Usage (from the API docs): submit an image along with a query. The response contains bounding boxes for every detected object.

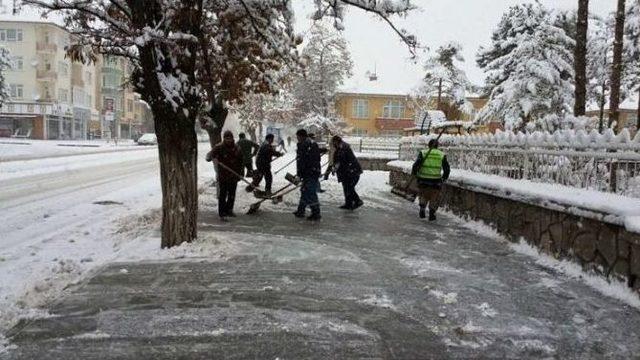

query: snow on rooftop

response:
[0,5,64,27]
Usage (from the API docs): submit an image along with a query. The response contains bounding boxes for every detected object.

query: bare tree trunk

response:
[154,107,198,249]
[599,85,606,133]
[436,78,443,113]
[574,0,589,116]
[637,88,640,130]
[608,0,626,130]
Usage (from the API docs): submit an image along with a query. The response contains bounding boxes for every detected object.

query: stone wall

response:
[389,169,640,294]
[357,157,396,171]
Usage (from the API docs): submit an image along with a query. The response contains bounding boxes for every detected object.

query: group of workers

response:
[206,129,450,222]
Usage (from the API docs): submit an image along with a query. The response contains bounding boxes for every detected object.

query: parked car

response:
[137,133,157,145]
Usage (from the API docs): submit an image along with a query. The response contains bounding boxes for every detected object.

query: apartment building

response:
[0,20,147,140]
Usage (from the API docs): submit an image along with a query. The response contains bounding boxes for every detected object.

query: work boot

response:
[419,207,426,219]
[245,185,254,193]
[428,209,436,221]
[352,200,364,210]
[339,204,352,210]
[293,211,305,218]
[307,213,322,221]
[226,211,237,217]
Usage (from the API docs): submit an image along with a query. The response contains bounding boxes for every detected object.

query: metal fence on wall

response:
[399,136,640,198]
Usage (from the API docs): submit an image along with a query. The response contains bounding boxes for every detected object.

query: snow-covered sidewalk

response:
[3,153,640,357]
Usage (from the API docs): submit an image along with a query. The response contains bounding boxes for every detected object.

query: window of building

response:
[352,128,368,137]
[0,29,23,41]
[382,100,405,119]
[45,61,51,71]
[58,61,68,76]
[127,99,134,112]
[58,88,68,103]
[85,71,92,84]
[27,104,34,113]
[9,84,23,99]
[352,99,369,119]
[11,56,23,71]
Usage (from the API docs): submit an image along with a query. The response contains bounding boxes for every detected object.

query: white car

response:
[137,133,157,145]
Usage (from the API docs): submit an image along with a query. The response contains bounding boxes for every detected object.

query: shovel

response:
[247,182,296,214]
[216,161,263,192]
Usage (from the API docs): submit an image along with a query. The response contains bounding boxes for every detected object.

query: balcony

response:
[36,42,58,53]
[37,70,58,80]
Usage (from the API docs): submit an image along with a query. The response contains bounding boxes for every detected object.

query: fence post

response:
[359,138,363,152]
[610,160,618,193]
[398,144,402,159]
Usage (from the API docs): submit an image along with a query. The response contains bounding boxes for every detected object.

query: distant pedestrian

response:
[236,133,259,177]
[248,134,283,196]
[411,139,450,221]
[328,135,363,210]
[277,138,287,153]
[206,131,243,219]
[287,136,292,147]
[293,129,322,221]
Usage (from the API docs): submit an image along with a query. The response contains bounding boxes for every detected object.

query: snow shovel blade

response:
[284,172,300,185]
[247,202,261,214]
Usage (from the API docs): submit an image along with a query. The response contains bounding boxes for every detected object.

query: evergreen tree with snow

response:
[476,1,575,131]
[418,42,472,119]
[293,22,353,118]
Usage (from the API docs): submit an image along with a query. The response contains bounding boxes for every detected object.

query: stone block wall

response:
[389,169,640,294]
[357,157,396,171]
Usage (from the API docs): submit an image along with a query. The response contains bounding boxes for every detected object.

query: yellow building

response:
[334,92,493,137]
[334,92,418,137]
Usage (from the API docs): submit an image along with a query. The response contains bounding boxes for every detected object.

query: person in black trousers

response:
[248,133,282,195]
[326,135,364,210]
[206,131,243,219]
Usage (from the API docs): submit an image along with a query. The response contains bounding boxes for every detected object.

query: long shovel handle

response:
[217,161,256,188]
[274,156,298,175]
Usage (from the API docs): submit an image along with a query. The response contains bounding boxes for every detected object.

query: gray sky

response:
[293,0,617,95]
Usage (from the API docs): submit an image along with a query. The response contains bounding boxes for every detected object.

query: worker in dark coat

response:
[236,133,259,177]
[248,133,282,195]
[206,131,243,219]
[293,129,322,221]
[326,135,363,210]
[411,139,450,221]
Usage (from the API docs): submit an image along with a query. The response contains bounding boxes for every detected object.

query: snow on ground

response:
[0,138,146,162]
[453,213,640,310]
[0,143,226,344]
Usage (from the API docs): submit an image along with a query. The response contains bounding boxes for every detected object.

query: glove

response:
[323,171,330,181]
